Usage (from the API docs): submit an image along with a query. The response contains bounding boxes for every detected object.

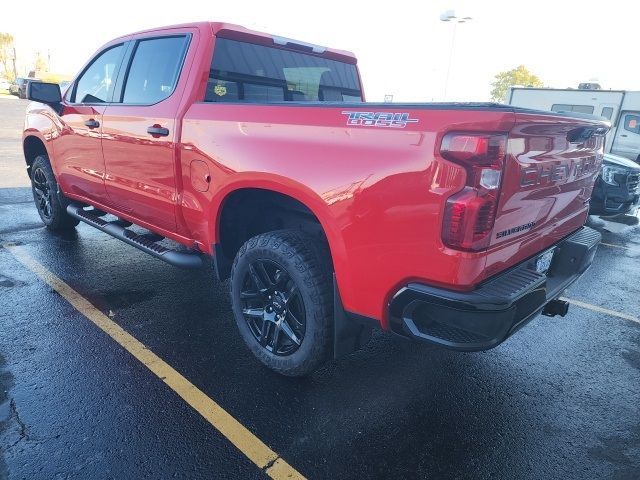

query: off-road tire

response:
[30,155,79,231]
[230,230,333,376]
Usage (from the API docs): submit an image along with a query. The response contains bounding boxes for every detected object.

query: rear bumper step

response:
[389,226,601,351]
[67,203,203,269]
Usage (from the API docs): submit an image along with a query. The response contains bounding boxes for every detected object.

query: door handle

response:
[620,134,628,138]
[84,119,100,129]
[147,125,170,137]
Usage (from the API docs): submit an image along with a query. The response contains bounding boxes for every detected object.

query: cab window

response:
[121,36,189,105]
[206,38,362,103]
[73,44,124,103]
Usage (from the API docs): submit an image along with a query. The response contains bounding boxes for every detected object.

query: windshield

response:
[206,38,362,103]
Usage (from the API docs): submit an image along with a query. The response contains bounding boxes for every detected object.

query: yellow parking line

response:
[560,297,640,325]
[3,243,304,480]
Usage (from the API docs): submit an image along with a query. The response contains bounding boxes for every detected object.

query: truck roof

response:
[114,21,357,64]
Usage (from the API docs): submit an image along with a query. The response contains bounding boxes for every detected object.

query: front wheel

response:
[31,155,79,231]
[230,230,333,376]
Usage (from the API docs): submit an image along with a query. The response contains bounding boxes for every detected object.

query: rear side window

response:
[624,114,640,134]
[73,44,124,103]
[122,36,189,104]
[551,104,594,114]
[206,38,362,103]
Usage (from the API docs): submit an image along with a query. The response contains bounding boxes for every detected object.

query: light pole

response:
[440,9,472,100]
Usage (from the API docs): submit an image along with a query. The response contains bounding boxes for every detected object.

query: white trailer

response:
[507,87,640,162]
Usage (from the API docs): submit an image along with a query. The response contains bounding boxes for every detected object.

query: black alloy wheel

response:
[32,166,53,220]
[230,230,334,376]
[240,259,306,356]
[30,155,79,231]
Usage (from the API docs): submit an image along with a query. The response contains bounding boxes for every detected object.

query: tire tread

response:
[31,155,79,231]
[230,229,333,376]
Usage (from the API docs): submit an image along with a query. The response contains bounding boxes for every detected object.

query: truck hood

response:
[603,153,640,171]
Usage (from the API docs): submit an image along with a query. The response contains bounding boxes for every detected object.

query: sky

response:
[1,0,637,102]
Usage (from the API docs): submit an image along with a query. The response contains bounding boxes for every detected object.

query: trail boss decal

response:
[342,111,419,128]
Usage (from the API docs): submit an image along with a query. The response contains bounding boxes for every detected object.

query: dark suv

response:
[590,153,640,216]
[10,78,41,99]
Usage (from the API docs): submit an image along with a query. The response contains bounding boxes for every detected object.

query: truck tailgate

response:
[485,111,608,276]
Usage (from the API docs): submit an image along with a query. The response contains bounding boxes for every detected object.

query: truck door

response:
[612,111,640,161]
[100,33,192,232]
[54,43,127,202]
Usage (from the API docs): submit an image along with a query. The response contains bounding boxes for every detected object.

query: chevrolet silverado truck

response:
[23,22,609,376]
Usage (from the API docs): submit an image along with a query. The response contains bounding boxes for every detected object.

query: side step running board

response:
[67,203,204,269]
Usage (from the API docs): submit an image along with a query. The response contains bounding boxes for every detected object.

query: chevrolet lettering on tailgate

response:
[520,156,599,187]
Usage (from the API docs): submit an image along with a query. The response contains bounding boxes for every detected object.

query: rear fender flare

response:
[211,175,354,304]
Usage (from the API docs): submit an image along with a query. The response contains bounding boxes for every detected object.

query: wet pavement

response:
[0,96,28,189]
[1,99,640,479]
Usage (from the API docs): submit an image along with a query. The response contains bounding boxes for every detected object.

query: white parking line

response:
[561,297,640,325]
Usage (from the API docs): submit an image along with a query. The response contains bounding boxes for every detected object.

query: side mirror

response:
[27,82,62,113]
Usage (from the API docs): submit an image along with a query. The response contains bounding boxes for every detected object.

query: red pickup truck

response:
[23,22,609,376]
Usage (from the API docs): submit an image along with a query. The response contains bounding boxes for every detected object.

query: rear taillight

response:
[440,133,507,251]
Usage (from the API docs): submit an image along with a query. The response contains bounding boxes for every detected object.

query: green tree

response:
[490,65,543,102]
[0,32,15,81]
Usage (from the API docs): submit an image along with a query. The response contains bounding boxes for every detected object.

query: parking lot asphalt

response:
[0,95,28,189]
[1,98,640,480]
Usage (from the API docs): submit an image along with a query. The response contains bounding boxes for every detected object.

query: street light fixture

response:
[440,9,472,100]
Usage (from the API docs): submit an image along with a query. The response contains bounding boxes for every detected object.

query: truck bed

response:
[180,101,608,321]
